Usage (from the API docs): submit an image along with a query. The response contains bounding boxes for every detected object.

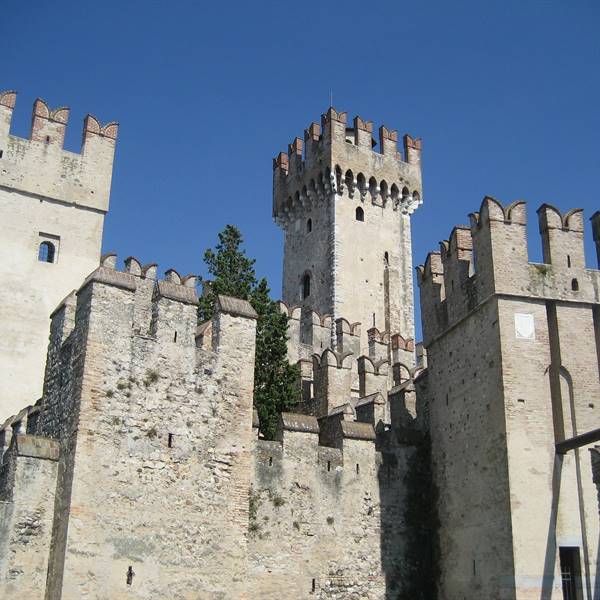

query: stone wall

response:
[0,434,59,600]
[0,255,260,599]
[279,302,415,418]
[418,297,514,598]
[0,250,424,599]
[248,412,417,599]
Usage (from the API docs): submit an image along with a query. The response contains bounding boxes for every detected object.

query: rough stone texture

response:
[248,420,415,599]
[0,435,59,600]
[0,251,418,599]
[418,197,600,599]
[38,264,257,599]
[0,91,118,420]
[280,301,414,419]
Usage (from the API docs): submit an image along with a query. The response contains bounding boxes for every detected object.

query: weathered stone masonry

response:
[418,198,600,599]
[273,108,422,352]
[0,251,422,599]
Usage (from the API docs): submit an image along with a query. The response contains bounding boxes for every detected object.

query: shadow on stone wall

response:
[378,427,439,600]
[540,455,562,599]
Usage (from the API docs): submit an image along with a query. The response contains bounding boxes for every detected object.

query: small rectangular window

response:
[168,433,174,448]
[38,241,56,263]
[38,232,60,264]
[0,150,3,158]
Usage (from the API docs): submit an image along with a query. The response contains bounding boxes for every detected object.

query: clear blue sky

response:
[2,1,599,337]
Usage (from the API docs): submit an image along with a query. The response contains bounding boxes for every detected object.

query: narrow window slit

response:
[302,273,311,299]
[168,433,174,448]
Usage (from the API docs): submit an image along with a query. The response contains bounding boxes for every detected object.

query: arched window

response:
[355,206,364,222]
[571,278,579,291]
[307,218,312,233]
[38,241,55,263]
[302,273,311,299]
[384,251,389,266]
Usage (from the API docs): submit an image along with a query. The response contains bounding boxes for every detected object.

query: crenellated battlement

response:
[273,107,423,227]
[417,197,600,344]
[254,409,380,476]
[3,252,261,443]
[81,252,197,301]
[0,90,118,212]
[279,299,418,422]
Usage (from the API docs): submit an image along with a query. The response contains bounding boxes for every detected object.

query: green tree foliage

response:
[199,225,300,439]
[197,225,257,322]
[251,278,300,438]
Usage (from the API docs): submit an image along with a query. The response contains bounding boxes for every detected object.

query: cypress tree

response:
[251,278,300,439]
[199,225,300,438]
[197,225,256,322]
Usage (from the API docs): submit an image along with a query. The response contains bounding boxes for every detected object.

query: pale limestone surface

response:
[249,426,413,599]
[274,108,421,352]
[0,92,117,421]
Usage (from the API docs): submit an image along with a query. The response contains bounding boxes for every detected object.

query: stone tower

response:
[0,91,118,420]
[417,198,600,598]
[273,108,422,352]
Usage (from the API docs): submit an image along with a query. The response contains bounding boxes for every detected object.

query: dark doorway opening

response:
[559,546,582,600]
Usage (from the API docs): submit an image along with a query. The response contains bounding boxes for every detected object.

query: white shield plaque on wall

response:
[514,313,535,340]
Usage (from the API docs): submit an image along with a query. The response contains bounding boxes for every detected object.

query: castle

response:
[0,94,599,600]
